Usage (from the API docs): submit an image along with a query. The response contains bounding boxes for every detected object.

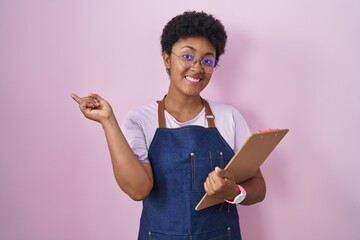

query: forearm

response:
[239,169,266,205]
[102,116,153,201]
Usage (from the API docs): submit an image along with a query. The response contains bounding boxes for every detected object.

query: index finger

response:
[70,93,81,104]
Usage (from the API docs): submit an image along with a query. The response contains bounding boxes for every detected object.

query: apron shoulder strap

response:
[157,96,216,128]
[202,99,216,128]
[157,97,166,128]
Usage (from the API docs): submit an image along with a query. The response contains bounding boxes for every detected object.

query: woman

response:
[72,11,266,240]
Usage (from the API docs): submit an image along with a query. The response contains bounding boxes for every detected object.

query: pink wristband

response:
[225,184,247,204]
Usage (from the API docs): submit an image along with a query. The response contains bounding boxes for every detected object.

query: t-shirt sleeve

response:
[233,108,252,153]
[121,110,150,163]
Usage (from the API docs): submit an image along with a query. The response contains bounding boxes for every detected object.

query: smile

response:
[185,76,201,83]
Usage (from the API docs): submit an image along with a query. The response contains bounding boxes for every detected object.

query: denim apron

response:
[138,98,241,240]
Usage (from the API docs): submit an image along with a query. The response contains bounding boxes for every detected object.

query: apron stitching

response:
[191,152,195,192]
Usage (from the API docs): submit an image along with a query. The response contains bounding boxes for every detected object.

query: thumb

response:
[215,167,234,181]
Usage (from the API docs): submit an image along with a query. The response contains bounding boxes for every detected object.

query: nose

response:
[190,59,204,73]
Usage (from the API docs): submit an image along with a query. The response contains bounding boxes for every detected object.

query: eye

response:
[182,54,195,61]
[202,58,216,66]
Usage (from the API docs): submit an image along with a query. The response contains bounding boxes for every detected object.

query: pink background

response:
[1,1,359,239]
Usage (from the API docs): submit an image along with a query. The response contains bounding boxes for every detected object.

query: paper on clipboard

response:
[195,128,289,211]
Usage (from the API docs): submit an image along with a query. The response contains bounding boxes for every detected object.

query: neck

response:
[163,93,204,122]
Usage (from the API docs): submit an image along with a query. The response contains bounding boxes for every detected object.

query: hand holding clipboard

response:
[195,128,289,211]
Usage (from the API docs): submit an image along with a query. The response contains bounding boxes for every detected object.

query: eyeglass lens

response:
[175,52,217,73]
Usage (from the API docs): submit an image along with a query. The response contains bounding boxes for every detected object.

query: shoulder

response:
[206,100,245,121]
[121,102,159,137]
[123,102,158,126]
[205,99,251,151]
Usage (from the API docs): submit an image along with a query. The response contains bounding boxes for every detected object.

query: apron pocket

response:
[191,151,225,192]
[148,227,232,240]
[193,226,232,240]
[148,231,187,240]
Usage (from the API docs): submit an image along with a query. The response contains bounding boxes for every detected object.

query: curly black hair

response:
[161,11,227,62]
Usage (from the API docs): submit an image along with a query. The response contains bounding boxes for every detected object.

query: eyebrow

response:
[180,45,216,57]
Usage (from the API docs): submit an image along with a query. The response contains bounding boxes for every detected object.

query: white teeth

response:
[186,76,201,82]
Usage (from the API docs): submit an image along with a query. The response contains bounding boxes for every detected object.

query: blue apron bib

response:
[138,98,241,240]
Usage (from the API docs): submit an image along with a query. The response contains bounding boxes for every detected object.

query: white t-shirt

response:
[121,100,251,163]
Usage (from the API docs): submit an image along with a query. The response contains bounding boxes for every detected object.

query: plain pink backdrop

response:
[1,0,359,239]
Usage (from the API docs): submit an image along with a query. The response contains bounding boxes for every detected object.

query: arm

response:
[237,169,266,205]
[204,167,266,205]
[71,93,153,201]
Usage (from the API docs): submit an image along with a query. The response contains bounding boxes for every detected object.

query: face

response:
[162,37,216,98]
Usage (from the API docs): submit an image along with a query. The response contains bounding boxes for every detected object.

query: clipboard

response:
[195,128,289,211]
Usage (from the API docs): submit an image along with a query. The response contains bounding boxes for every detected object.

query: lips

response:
[185,76,201,83]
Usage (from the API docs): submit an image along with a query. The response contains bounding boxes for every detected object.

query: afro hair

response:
[161,11,227,62]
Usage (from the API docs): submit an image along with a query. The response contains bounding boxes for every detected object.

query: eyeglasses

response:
[171,52,219,73]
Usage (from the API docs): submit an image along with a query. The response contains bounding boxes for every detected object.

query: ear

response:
[162,51,171,69]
